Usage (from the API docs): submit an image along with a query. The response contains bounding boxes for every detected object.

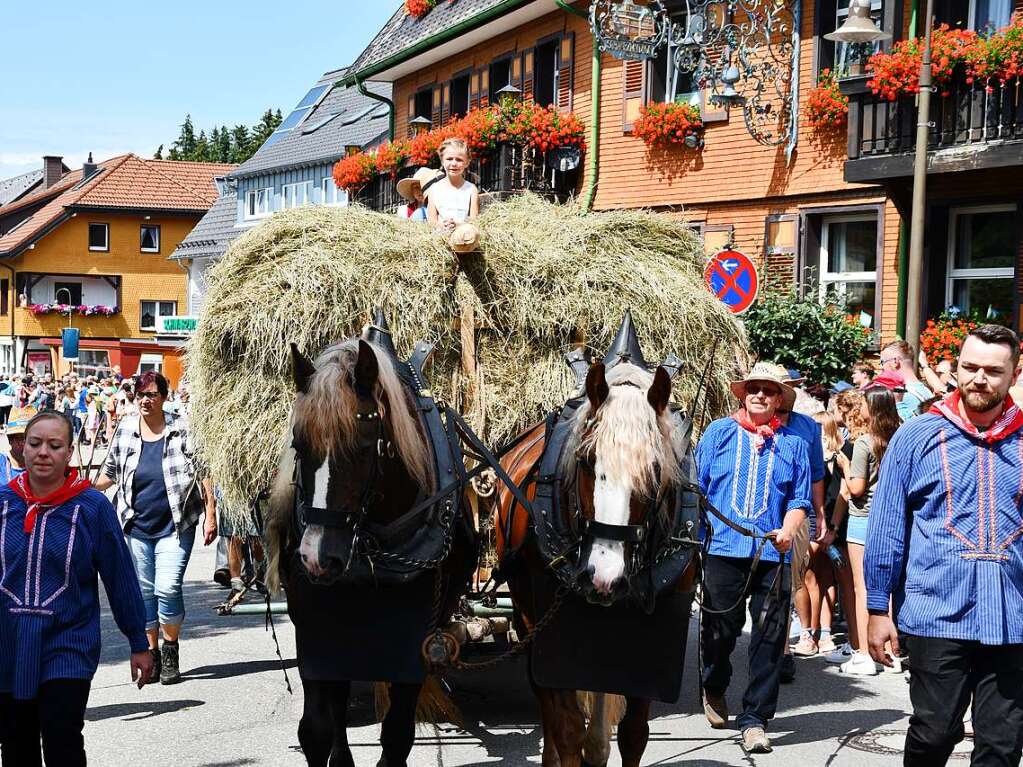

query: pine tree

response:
[229,125,250,163]
[215,126,232,163]
[194,130,210,162]
[171,114,197,159]
[153,144,164,160]
[250,109,279,149]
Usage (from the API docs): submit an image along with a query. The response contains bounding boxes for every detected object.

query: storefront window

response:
[946,205,1015,323]
[819,215,879,330]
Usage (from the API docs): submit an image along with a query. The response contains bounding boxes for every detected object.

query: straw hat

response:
[730,362,797,410]
[448,223,481,253]
[6,407,37,436]
[396,167,445,202]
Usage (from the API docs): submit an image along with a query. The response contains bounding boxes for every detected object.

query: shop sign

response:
[590,0,669,61]
[159,316,198,335]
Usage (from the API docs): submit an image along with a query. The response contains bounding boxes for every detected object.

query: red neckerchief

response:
[733,408,782,450]
[10,469,92,533]
[929,391,1023,444]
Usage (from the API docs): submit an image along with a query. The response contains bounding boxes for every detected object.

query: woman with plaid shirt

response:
[95,372,216,685]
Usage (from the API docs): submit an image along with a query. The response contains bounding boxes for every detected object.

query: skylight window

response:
[296,85,330,109]
[301,111,345,134]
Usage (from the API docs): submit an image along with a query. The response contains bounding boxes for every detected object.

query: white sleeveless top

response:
[430,179,476,223]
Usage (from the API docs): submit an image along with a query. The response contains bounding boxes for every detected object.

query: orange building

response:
[344,0,1023,345]
[0,155,234,383]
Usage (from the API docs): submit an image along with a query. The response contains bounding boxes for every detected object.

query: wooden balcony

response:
[842,73,1023,183]
[356,142,581,212]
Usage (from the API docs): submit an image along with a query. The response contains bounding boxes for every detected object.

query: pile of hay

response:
[188,194,747,515]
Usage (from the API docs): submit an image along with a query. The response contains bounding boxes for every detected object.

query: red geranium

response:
[332,153,376,194]
[405,0,435,18]
[632,102,704,149]
[919,313,979,365]
[868,24,985,100]
[373,140,411,178]
[457,105,503,155]
[500,100,586,152]
[407,123,459,167]
[804,69,849,129]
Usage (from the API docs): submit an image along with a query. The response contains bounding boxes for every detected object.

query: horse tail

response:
[373,676,464,728]
[266,441,297,594]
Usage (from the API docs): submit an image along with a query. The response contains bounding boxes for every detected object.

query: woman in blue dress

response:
[0,410,153,766]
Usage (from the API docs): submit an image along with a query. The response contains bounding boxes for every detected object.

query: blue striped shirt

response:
[865,413,1023,644]
[0,487,148,699]
[696,417,812,563]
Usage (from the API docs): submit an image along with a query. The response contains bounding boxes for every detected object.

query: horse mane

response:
[560,363,684,498]
[292,339,434,492]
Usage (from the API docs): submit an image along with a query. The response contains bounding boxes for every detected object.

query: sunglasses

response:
[746,384,781,397]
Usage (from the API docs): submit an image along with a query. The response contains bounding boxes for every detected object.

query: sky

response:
[0,1,397,180]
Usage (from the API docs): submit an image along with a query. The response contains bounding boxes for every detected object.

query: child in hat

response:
[396,167,443,222]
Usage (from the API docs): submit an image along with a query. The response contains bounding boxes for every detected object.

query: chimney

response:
[42,155,63,188]
[82,152,97,181]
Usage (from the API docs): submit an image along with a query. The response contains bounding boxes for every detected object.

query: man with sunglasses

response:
[880,340,933,421]
[94,372,216,686]
[696,363,812,754]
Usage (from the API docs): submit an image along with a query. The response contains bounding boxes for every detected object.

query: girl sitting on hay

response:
[428,137,480,253]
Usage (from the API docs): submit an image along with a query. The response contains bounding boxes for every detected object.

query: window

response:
[0,279,7,316]
[140,224,160,253]
[936,0,1011,30]
[54,282,83,305]
[138,353,164,374]
[77,349,110,378]
[140,300,177,332]
[414,89,433,120]
[534,39,559,108]
[489,59,512,102]
[834,0,885,76]
[88,223,108,251]
[819,215,879,330]
[282,181,313,209]
[245,188,272,220]
[450,72,471,118]
[703,225,734,256]
[649,7,700,106]
[322,177,348,207]
[946,205,1015,322]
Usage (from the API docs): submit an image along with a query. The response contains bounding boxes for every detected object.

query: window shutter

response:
[431,86,442,128]
[557,33,575,112]
[701,87,730,123]
[511,55,523,91]
[522,49,535,102]
[441,82,451,125]
[470,70,480,111]
[479,69,490,107]
[407,95,416,137]
[622,59,648,132]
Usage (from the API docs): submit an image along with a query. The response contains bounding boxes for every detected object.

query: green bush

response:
[742,289,872,385]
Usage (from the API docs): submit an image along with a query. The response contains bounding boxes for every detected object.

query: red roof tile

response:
[0,155,236,256]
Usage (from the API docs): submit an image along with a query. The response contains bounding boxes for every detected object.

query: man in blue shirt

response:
[0,407,31,483]
[696,363,811,755]
[866,325,1023,766]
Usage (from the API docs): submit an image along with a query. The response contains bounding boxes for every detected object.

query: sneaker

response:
[780,653,796,683]
[213,568,231,589]
[825,642,854,664]
[817,633,837,654]
[703,691,728,729]
[791,630,818,657]
[840,651,879,676]
[149,647,161,684]
[160,640,181,685]
[741,726,772,754]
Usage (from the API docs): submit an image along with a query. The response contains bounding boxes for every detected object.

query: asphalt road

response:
[84,542,975,766]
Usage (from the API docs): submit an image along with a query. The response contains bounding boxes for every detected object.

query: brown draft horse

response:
[266,335,475,767]
[495,359,695,767]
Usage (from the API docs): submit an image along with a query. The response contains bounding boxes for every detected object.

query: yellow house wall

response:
[10,213,193,339]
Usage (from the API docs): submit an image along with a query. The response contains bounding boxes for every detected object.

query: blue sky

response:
[0,1,397,179]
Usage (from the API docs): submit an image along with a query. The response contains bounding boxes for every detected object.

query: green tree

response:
[194,130,211,162]
[171,114,197,159]
[214,126,232,163]
[250,108,281,149]
[742,288,873,385]
[153,144,163,160]
[229,125,250,163]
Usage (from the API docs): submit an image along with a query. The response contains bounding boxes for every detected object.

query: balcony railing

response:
[356,142,581,212]
[842,72,1023,182]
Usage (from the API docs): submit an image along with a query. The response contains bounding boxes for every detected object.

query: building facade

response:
[344,0,1023,344]
[0,154,233,381]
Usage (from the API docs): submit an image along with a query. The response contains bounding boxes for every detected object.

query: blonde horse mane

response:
[560,363,684,499]
[265,339,434,592]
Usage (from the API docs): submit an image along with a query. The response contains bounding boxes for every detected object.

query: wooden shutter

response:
[622,59,647,132]
[511,55,523,92]
[431,86,442,128]
[441,82,451,125]
[470,70,480,111]
[557,33,575,112]
[407,94,416,137]
[479,69,490,107]
[522,49,535,103]
[701,87,729,123]
[0,279,8,316]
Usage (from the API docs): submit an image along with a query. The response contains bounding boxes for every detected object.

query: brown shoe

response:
[741,726,772,753]
[703,691,728,728]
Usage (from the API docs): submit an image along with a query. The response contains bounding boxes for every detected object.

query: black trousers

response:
[904,636,1023,767]
[700,553,790,731]
[0,679,91,767]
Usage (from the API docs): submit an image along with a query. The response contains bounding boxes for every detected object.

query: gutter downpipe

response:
[555,0,600,211]
[355,76,396,142]
[896,0,919,339]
